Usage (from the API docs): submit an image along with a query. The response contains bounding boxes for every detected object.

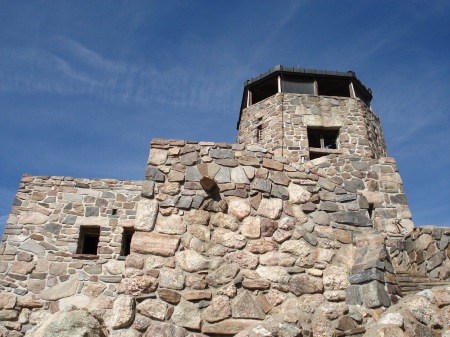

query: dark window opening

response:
[317,78,350,97]
[121,228,135,256]
[308,128,339,160]
[250,77,278,105]
[368,203,374,220]
[308,129,338,150]
[78,227,100,255]
[256,125,263,142]
[282,76,315,95]
[112,208,117,215]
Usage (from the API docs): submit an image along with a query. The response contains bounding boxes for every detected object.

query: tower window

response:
[308,129,338,149]
[308,128,339,159]
[77,227,100,255]
[256,125,263,142]
[121,228,135,256]
[368,203,374,220]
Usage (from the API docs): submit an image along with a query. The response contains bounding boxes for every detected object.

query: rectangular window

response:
[256,125,263,142]
[308,128,339,159]
[121,228,135,256]
[77,227,100,255]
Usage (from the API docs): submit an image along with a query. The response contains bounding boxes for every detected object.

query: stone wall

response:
[1,175,142,292]
[0,139,415,336]
[390,226,450,280]
[236,93,387,162]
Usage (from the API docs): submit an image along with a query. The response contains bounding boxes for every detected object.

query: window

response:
[308,128,339,159]
[250,77,278,105]
[77,227,100,255]
[256,125,263,142]
[368,203,374,220]
[316,78,350,97]
[121,228,135,256]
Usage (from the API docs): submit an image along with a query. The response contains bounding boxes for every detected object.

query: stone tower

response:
[2,66,450,337]
[237,65,387,162]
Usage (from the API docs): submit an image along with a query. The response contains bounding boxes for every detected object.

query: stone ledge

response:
[71,254,99,259]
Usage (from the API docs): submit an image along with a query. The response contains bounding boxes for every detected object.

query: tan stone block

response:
[257,199,283,219]
[358,191,384,204]
[0,292,16,309]
[182,291,212,301]
[18,212,48,225]
[10,261,35,274]
[241,217,261,239]
[75,216,110,227]
[262,158,283,171]
[131,232,180,257]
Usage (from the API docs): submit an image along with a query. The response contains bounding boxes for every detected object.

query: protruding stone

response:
[200,176,217,191]
[135,199,159,231]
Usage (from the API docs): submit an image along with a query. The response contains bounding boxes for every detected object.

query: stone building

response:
[1,66,450,337]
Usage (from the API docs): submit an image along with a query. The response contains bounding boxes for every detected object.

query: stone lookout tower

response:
[237,65,387,162]
[5,66,450,337]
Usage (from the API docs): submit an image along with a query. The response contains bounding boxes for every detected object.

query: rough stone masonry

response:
[1,66,449,337]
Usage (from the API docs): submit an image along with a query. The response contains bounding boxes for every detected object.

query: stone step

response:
[396,272,450,296]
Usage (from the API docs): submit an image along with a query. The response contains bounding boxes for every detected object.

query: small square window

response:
[307,128,339,159]
[77,227,100,255]
[121,228,135,256]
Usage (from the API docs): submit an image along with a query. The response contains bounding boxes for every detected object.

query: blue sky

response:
[0,1,449,233]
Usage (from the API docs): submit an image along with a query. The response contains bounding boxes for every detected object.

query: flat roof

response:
[246,65,370,92]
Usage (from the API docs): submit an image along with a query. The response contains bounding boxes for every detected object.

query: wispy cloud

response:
[0,35,246,112]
